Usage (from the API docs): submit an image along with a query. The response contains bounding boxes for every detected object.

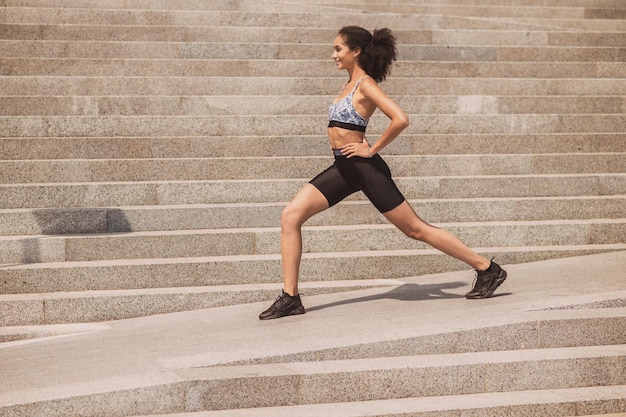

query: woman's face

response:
[332,34,358,70]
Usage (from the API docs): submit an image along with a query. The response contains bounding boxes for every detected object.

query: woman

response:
[259,26,507,320]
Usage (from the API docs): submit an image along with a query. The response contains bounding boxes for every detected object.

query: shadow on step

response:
[308,281,486,312]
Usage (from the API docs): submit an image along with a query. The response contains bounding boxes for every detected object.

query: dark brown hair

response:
[337,26,397,82]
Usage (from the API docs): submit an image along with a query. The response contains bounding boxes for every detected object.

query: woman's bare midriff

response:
[328,127,365,149]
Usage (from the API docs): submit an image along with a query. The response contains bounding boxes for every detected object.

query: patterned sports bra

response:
[328,77,369,132]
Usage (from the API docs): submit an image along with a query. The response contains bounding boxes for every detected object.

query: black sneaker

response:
[259,290,306,320]
[465,259,507,299]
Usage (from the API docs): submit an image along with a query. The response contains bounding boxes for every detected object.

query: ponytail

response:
[337,26,397,82]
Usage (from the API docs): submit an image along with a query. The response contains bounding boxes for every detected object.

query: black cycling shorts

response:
[309,153,405,213]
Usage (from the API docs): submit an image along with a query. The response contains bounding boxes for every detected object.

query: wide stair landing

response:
[0,0,625,415]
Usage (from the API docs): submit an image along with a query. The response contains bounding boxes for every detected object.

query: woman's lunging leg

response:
[280,184,330,296]
[384,201,490,271]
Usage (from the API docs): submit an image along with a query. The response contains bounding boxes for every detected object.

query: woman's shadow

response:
[307,281,468,312]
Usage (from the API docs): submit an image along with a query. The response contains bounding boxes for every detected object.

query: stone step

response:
[349,0,626,7]
[3,4,623,32]
[0,8,439,29]
[447,15,626,31]
[0,0,325,12]
[3,77,625,97]
[3,6,623,32]
[2,134,623,159]
[2,244,625,295]
[0,347,624,416]
[456,10,626,23]
[1,196,623,235]
[144,346,626,410]
[2,174,624,209]
[349,3,626,19]
[3,95,624,116]
[2,114,625,137]
[221,315,626,365]
[3,59,624,78]
[3,40,625,63]
[129,387,626,417]
[3,312,624,353]
[3,24,626,47]
[4,0,626,10]
[2,154,623,183]
[0,280,400,326]
[1,4,624,29]
[2,220,623,265]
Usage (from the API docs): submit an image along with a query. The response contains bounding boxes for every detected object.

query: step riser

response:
[445,15,626,32]
[2,115,625,138]
[4,41,625,63]
[3,25,626,47]
[2,222,624,264]
[3,96,624,116]
[0,283,385,326]
[3,155,624,183]
[358,4,626,20]
[2,388,625,417]
[239,317,626,364]
[1,197,623,235]
[185,356,626,412]
[3,77,626,96]
[0,9,442,29]
[0,351,623,415]
[2,246,624,294]
[4,59,625,78]
[2,134,624,159]
[2,6,625,27]
[5,0,626,10]
[1,177,624,210]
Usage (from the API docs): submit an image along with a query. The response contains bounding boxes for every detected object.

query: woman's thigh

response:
[282,183,330,226]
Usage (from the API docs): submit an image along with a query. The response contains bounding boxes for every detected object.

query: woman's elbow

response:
[398,114,409,129]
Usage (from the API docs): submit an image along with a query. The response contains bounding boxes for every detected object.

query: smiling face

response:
[332,34,359,71]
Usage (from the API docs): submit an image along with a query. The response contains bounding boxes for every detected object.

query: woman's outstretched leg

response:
[383,201,507,298]
[384,201,489,269]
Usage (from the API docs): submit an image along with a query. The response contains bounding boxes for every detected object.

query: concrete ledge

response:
[3,95,624,116]
[3,59,625,78]
[133,387,626,417]
[2,77,626,96]
[0,280,400,326]
[2,245,625,294]
[1,220,624,264]
[2,24,625,47]
[1,196,624,235]
[2,134,624,159]
[2,154,624,183]
[1,352,624,416]
[2,174,625,210]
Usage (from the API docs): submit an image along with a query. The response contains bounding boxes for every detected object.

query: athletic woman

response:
[259,26,507,320]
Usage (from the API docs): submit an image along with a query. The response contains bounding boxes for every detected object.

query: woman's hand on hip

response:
[342,138,373,158]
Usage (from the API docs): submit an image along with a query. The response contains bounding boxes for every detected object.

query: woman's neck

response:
[347,67,367,83]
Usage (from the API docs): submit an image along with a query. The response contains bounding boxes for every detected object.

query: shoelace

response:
[471,272,490,291]
[271,294,287,308]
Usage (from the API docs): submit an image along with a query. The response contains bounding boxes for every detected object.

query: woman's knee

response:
[281,203,305,230]
[397,217,439,242]
[404,225,427,241]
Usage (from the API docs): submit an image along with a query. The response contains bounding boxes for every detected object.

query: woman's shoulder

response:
[358,76,384,96]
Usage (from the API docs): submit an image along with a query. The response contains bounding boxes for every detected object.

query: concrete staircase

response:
[0,0,625,415]
[3,0,625,326]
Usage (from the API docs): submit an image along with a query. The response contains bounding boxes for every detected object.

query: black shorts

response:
[309,153,405,213]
